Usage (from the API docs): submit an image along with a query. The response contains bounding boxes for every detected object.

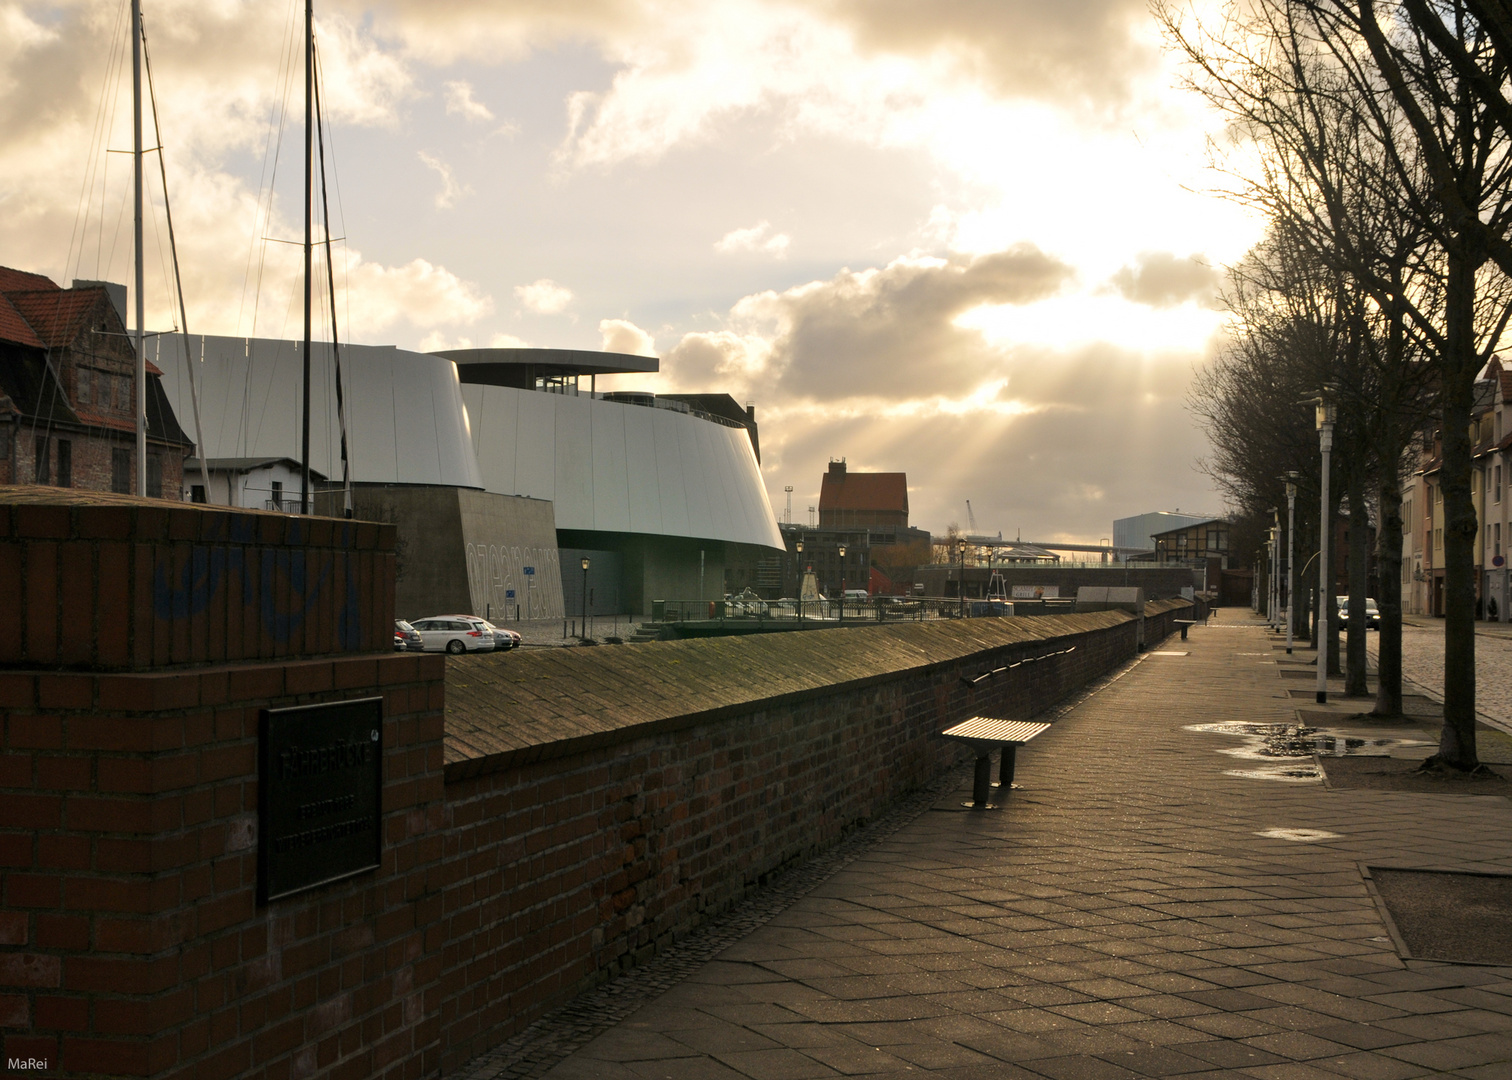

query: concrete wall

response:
[347,485,564,622]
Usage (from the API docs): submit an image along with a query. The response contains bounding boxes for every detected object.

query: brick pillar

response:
[0,490,445,1080]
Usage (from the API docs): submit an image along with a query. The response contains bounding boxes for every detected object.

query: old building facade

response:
[0,267,192,494]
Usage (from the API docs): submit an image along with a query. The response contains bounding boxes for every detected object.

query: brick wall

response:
[433,613,1149,1072]
[0,491,1187,1079]
[0,653,447,1080]
[0,488,394,670]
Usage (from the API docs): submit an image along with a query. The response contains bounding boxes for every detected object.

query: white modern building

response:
[155,335,783,621]
[1112,510,1215,555]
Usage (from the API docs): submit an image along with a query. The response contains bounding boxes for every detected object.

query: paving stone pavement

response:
[523,609,1512,1080]
[1367,622,1512,730]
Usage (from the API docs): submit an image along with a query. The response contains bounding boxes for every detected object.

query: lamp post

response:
[837,544,847,623]
[1270,509,1280,629]
[580,556,590,641]
[1313,388,1337,704]
[1284,472,1298,654]
[796,539,804,624]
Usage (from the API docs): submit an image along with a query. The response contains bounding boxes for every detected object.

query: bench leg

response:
[972,753,993,807]
[1179,624,1189,640]
[998,744,1017,791]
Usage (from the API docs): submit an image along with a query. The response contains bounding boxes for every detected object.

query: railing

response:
[648,596,1047,625]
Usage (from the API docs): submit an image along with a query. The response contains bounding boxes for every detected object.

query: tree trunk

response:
[1430,245,1480,770]
[1345,469,1370,696]
[1373,463,1406,717]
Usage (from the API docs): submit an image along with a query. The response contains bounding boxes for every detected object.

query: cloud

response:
[599,318,657,355]
[515,278,574,314]
[714,221,791,257]
[443,79,493,122]
[830,0,1157,107]
[1108,252,1224,309]
[417,151,470,208]
[344,257,493,332]
[694,245,1076,399]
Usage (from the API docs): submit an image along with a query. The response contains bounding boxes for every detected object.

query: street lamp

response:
[1284,472,1298,654]
[580,556,590,641]
[1312,387,1337,704]
[795,539,804,624]
[838,544,847,623]
[1270,508,1280,629]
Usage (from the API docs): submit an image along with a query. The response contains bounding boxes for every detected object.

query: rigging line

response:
[101,2,138,282]
[93,3,130,281]
[66,0,130,286]
[242,0,302,339]
[141,15,212,505]
[315,35,353,512]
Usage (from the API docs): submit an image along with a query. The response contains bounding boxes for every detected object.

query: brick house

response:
[0,266,192,494]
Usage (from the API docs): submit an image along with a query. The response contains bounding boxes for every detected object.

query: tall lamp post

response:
[1313,388,1337,704]
[1267,520,1277,629]
[580,556,590,641]
[837,544,847,623]
[795,539,804,624]
[1284,472,1298,654]
[1271,508,1280,628]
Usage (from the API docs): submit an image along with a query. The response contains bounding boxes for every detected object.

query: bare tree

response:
[1159,0,1504,754]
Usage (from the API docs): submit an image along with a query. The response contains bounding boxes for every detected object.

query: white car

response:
[410,616,496,654]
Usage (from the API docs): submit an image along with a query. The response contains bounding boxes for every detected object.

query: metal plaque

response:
[258,697,383,904]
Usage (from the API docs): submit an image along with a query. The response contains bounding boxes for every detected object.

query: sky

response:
[0,0,1267,543]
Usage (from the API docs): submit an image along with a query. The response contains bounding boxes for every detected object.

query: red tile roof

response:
[0,293,44,349]
[819,470,909,514]
[3,288,105,349]
[0,266,59,293]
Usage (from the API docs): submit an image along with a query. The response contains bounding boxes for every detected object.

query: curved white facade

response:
[460,383,782,549]
[154,335,483,490]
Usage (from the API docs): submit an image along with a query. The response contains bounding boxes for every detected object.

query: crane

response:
[966,500,978,534]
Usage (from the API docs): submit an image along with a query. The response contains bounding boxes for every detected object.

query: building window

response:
[1497,523,1503,559]
[1497,465,1503,503]
[77,369,91,405]
[191,484,207,504]
[111,448,131,493]
[270,480,283,510]
[146,452,162,499]
[33,436,49,484]
[56,440,71,488]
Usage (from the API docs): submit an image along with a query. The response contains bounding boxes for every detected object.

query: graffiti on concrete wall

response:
[465,542,563,620]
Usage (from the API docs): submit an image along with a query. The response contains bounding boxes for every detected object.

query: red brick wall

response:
[0,489,394,670]
[0,493,1186,1080]
[433,616,1144,1073]
[0,653,447,1080]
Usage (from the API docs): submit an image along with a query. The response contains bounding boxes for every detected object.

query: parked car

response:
[478,620,520,650]
[394,619,422,651]
[410,616,496,654]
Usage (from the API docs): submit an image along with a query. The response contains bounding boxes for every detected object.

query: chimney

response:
[828,458,846,476]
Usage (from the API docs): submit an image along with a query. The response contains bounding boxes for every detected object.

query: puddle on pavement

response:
[1257,827,1342,842]
[1185,722,1434,783]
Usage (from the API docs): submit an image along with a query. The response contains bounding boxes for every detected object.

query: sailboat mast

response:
[300,0,313,515]
[132,0,146,497]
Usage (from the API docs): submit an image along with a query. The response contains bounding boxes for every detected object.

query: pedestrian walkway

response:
[523,609,1512,1079]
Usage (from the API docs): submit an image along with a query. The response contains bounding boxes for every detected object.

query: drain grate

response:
[1365,867,1512,965]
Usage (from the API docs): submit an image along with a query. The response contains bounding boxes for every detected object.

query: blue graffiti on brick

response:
[152,516,364,649]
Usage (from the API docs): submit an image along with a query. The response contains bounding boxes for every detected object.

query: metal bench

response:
[940,717,1051,809]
